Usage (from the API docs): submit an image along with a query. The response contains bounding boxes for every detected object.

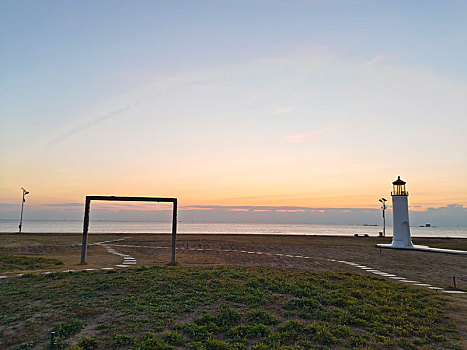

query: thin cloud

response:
[425,203,466,213]
[274,107,293,114]
[45,94,163,149]
[284,129,327,143]
[182,204,371,212]
[43,203,83,207]
[181,206,214,211]
[0,203,17,208]
[44,74,231,149]
[277,209,305,212]
[284,123,348,143]
[362,53,398,66]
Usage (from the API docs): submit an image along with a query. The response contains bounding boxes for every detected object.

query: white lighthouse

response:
[377,177,467,254]
[390,176,413,248]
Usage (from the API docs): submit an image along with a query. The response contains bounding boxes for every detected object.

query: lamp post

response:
[379,198,387,237]
[19,187,29,233]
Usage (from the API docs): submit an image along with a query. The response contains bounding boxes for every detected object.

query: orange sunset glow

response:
[1,2,466,226]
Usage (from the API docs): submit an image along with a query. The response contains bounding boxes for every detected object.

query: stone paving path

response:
[90,237,137,269]
[1,241,465,296]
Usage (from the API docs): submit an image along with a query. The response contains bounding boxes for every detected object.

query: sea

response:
[0,220,466,237]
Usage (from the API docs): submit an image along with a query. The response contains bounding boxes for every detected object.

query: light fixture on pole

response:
[379,197,387,237]
[19,187,29,233]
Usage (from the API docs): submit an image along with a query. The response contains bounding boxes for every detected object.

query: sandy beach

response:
[1,233,466,287]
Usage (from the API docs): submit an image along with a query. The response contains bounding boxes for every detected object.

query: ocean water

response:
[0,220,466,237]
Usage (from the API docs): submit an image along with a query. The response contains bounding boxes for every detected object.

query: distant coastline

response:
[0,220,466,238]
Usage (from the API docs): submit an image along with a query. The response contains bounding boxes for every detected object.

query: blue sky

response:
[1,1,466,225]
[2,1,466,112]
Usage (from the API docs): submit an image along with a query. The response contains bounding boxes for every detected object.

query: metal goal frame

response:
[80,196,178,265]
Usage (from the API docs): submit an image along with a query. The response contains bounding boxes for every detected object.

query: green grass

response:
[0,266,458,349]
[0,254,63,272]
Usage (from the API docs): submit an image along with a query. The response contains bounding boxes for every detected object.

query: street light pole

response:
[19,188,29,233]
[379,198,387,237]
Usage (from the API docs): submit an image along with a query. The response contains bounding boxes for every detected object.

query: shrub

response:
[195,313,217,326]
[78,336,99,350]
[113,334,135,348]
[130,334,174,350]
[215,307,241,329]
[52,319,85,338]
[183,323,213,342]
[204,337,236,350]
[50,319,85,349]
[246,309,278,325]
[304,322,337,344]
[161,331,185,346]
[227,324,271,340]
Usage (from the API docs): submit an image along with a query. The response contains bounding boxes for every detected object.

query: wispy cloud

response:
[45,94,163,149]
[276,209,305,212]
[362,53,398,66]
[274,107,293,114]
[0,203,17,208]
[43,203,83,207]
[283,124,345,144]
[44,74,231,149]
[425,203,466,213]
[284,129,327,143]
[182,204,361,212]
[2,203,465,226]
[181,206,214,211]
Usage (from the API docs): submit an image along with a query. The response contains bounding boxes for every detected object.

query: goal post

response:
[80,195,178,265]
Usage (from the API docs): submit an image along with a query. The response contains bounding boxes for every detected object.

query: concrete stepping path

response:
[337,260,464,294]
[93,237,138,269]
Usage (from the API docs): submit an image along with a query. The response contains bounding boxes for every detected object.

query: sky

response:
[1,1,467,226]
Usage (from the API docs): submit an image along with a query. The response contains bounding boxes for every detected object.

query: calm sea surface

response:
[0,220,466,237]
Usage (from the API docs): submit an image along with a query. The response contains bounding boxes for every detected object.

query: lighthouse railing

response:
[391,190,409,196]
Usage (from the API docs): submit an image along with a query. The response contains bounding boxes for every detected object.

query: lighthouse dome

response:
[392,176,406,185]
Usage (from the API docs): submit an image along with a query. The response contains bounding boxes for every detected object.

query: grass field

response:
[0,254,63,272]
[0,233,466,349]
[0,266,460,350]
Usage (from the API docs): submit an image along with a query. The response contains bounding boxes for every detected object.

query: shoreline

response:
[1,231,467,242]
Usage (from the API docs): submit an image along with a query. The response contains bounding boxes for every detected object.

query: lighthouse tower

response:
[377,177,467,254]
[391,176,413,248]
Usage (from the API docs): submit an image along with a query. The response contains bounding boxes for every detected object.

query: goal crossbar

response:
[80,195,178,265]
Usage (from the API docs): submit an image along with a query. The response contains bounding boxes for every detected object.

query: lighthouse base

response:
[377,244,467,255]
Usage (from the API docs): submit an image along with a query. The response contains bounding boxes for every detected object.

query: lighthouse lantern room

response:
[392,176,408,196]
